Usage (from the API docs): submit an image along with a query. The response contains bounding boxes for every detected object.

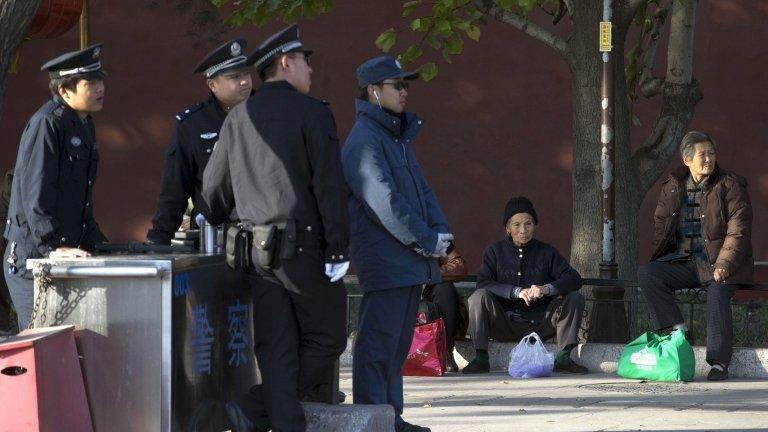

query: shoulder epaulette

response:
[175,102,204,123]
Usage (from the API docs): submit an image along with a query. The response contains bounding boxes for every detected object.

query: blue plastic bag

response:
[507,332,554,378]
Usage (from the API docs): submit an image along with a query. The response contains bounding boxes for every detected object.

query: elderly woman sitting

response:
[462,197,588,374]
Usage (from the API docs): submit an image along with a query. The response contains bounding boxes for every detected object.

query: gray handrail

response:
[43,266,160,278]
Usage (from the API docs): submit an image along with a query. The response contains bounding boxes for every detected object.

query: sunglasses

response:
[379,81,409,91]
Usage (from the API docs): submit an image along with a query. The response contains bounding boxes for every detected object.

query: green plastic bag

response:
[617,329,695,382]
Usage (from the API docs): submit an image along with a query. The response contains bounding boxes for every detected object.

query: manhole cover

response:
[579,382,713,395]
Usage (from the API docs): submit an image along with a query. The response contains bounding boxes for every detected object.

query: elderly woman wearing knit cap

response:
[462,196,588,374]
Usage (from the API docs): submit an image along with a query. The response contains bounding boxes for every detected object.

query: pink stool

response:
[0,325,93,432]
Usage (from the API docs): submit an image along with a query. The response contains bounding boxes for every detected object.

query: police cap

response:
[357,56,418,89]
[247,24,313,74]
[193,39,248,78]
[41,43,105,79]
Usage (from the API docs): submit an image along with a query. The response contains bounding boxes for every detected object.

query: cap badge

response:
[395,59,402,69]
[230,42,241,56]
[71,137,82,147]
[92,47,101,59]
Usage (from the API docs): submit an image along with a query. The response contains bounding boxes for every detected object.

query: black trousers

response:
[422,282,461,352]
[467,289,584,351]
[239,243,347,432]
[638,259,737,366]
[353,285,421,430]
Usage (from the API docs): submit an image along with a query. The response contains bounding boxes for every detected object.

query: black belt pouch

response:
[226,226,252,270]
[252,225,278,269]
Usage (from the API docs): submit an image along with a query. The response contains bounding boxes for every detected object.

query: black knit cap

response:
[503,196,538,226]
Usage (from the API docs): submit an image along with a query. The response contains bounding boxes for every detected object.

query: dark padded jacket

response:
[650,165,753,284]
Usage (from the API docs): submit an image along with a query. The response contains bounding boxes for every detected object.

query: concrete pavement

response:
[339,369,768,431]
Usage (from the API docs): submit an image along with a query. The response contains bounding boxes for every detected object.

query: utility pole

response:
[589,0,628,343]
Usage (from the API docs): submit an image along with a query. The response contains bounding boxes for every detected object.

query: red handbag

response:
[403,316,447,377]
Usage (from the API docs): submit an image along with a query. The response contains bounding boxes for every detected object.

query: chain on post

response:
[28,262,52,329]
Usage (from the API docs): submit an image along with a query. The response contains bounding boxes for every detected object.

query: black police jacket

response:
[4,96,101,257]
[147,95,227,244]
[202,81,349,263]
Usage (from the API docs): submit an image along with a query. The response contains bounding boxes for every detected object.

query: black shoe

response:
[299,383,340,404]
[446,355,459,373]
[684,330,695,346]
[398,421,431,432]
[461,358,490,374]
[554,358,589,374]
[707,366,729,381]
[225,401,270,432]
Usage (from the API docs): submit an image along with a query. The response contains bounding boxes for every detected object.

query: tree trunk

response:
[568,0,636,342]
[0,0,42,122]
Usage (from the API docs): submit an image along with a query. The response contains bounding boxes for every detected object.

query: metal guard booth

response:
[28,253,257,432]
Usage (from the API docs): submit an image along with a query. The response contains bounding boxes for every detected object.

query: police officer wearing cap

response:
[202,25,349,432]
[3,44,107,331]
[147,39,253,244]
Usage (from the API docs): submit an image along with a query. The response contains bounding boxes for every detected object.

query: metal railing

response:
[343,267,768,347]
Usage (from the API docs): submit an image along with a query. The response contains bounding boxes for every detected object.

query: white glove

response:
[431,233,454,258]
[325,261,350,282]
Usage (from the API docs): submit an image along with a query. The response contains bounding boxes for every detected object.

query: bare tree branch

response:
[474,0,570,59]
[628,0,648,17]
[563,0,574,18]
[666,0,697,84]
[639,1,671,97]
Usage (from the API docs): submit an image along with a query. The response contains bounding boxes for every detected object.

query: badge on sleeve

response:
[71,136,82,147]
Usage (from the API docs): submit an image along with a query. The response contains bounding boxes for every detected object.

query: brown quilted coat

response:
[650,165,754,284]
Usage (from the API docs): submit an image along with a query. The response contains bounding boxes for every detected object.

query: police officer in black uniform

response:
[147,39,253,244]
[3,44,107,331]
[202,25,349,432]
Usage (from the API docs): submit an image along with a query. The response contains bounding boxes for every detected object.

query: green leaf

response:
[401,44,424,64]
[466,24,481,41]
[403,0,422,17]
[467,7,484,20]
[410,18,425,31]
[419,62,438,81]
[426,35,442,49]
[453,20,471,31]
[434,18,452,37]
[444,33,463,55]
[441,48,453,63]
[494,0,514,9]
[375,28,397,53]
[520,0,537,13]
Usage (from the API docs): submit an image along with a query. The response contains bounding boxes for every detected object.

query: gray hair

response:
[679,130,717,161]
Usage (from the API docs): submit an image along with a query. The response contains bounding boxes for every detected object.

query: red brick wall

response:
[1,1,766,274]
